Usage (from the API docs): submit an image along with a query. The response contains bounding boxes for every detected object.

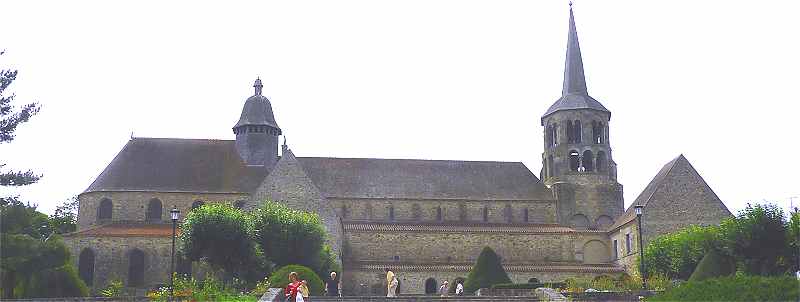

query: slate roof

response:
[83,137,267,194]
[233,79,280,130]
[296,157,554,201]
[541,6,610,123]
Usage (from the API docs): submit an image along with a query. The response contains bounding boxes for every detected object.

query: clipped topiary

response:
[464,247,511,294]
[269,264,325,296]
[688,249,735,282]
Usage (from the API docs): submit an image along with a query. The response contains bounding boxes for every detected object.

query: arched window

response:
[545,125,552,147]
[582,240,610,264]
[547,155,555,178]
[436,207,443,222]
[459,203,467,221]
[128,249,145,287]
[569,150,580,172]
[145,199,162,222]
[566,120,574,143]
[503,205,513,223]
[388,205,395,221]
[523,208,530,223]
[592,121,604,144]
[78,248,95,286]
[582,150,594,172]
[482,206,489,222]
[574,120,582,143]
[570,214,590,229]
[552,124,558,146]
[97,198,112,221]
[341,204,349,219]
[596,151,606,172]
[364,204,374,220]
[595,215,614,229]
[412,204,421,221]
[424,278,438,294]
[191,200,204,210]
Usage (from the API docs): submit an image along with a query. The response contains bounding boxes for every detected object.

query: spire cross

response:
[254,77,263,96]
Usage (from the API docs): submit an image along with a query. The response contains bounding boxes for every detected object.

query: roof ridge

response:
[131,137,234,142]
[297,156,525,165]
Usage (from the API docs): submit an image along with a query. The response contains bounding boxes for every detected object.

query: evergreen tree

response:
[464,247,511,294]
[1,50,41,193]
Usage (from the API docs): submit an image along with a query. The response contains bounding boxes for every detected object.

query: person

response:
[299,281,310,302]
[455,280,464,296]
[325,271,342,297]
[439,280,449,297]
[385,268,397,297]
[285,272,307,302]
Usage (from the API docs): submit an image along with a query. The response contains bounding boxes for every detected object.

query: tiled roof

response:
[65,223,179,238]
[343,222,606,234]
[297,157,553,201]
[84,138,267,194]
[352,262,624,273]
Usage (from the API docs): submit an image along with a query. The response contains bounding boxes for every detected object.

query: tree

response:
[718,203,789,276]
[250,201,328,274]
[50,196,79,234]
[643,224,718,280]
[178,203,263,282]
[688,249,735,282]
[1,50,41,189]
[463,247,511,294]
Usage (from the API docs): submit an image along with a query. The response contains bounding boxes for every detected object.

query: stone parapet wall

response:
[78,191,247,230]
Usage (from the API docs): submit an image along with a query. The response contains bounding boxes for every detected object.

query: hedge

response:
[463,247,511,293]
[268,265,324,296]
[490,282,566,290]
[650,276,800,301]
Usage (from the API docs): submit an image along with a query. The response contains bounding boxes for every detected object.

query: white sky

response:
[2,0,799,215]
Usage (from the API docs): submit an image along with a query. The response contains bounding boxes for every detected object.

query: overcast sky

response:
[2,0,798,215]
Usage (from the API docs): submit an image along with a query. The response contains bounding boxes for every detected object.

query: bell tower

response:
[233,78,282,168]
[541,5,623,229]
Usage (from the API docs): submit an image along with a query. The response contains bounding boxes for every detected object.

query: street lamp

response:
[170,207,180,302]
[634,204,646,290]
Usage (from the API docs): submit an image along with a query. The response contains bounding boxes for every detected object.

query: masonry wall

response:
[609,220,640,275]
[64,236,172,292]
[77,191,247,230]
[331,199,557,224]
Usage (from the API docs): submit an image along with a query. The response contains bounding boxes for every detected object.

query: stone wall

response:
[77,191,247,230]
[332,198,556,224]
[64,235,173,292]
[609,219,640,275]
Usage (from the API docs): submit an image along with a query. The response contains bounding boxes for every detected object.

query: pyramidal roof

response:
[234,78,280,130]
[541,5,609,124]
[609,154,732,230]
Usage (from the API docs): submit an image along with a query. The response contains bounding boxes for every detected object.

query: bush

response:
[643,224,718,280]
[650,276,800,301]
[251,202,330,275]
[463,247,511,294]
[147,275,257,302]
[491,283,545,290]
[688,249,735,282]
[179,203,264,282]
[25,265,89,297]
[269,265,324,296]
[718,204,791,276]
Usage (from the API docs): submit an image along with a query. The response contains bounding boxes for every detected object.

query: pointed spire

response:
[562,3,588,96]
[254,77,263,96]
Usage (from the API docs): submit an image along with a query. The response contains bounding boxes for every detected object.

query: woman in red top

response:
[285,272,306,302]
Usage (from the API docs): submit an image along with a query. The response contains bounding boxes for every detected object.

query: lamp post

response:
[634,205,646,290]
[169,207,180,302]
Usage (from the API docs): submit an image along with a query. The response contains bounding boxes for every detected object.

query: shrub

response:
[650,275,800,301]
[490,283,544,290]
[251,202,330,275]
[25,265,89,297]
[463,247,511,294]
[179,203,263,282]
[643,224,718,280]
[100,279,124,297]
[269,265,324,296]
[718,203,791,276]
[688,249,735,282]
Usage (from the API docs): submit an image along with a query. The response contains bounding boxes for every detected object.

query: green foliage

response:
[251,201,328,273]
[268,265,324,296]
[490,282,546,290]
[146,275,257,302]
[1,198,53,239]
[718,203,790,276]
[788,210,800,273]
[100,279,124,297]
[179,203,264,282]
[464,247,512,294]
[650,275,800,301]
[643,224,718,280]
[688,249,735,282]
[24,264,89,298]
[49,196,79,234]
[1,49,41,185]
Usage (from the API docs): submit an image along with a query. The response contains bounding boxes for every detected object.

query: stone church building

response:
[64,7,731,294]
